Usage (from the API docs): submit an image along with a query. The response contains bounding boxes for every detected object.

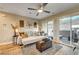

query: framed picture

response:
[19,20,24,27]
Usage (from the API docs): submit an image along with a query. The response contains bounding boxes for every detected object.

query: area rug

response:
[22,43,62,55]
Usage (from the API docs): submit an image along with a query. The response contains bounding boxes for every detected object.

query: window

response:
[47,21,53,36]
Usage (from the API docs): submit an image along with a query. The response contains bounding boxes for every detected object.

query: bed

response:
[17,36,46,45]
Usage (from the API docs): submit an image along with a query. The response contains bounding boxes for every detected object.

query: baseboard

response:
[0,41,12,45]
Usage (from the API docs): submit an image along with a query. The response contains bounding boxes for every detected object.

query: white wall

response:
[0,12,38,44]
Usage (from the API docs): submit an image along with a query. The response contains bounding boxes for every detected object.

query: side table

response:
[13,35,18,45]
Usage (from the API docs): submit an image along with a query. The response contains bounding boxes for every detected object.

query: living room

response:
[0,3,79,55]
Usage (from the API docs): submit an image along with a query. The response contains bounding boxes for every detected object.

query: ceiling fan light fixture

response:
[37,9,43,13]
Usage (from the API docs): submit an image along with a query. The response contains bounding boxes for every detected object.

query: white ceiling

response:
[0,3,79,19]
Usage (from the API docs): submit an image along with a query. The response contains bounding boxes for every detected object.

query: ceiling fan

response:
[27,3,50,16]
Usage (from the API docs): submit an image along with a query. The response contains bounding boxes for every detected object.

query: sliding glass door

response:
[59,17,71,44]
[71,15,79,44]
[71,15,79,54]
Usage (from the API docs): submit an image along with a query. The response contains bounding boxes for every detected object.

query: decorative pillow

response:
[19,32,28,38]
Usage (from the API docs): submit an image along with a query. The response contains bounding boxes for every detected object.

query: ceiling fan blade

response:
[43,3,48,7]
[36,12,39,16]
[28,8,37,10]
[43,10,50,13]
